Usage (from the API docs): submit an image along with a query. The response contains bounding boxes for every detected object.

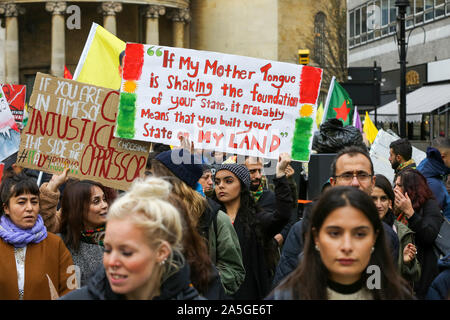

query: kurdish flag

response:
[73,23,126,89]
[322,76,354,126]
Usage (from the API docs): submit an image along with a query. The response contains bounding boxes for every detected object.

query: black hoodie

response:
[60,259,203,300]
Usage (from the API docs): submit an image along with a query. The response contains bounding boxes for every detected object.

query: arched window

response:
[314,12,326,67]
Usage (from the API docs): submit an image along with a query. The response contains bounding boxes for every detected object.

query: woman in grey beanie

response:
[212,153,294,300]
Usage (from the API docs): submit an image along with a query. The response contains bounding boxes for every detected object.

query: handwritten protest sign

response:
[115,44,323,161]
[1,84,26,126]
[17,73,151,190]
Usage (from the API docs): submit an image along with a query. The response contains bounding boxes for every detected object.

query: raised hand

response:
[394,189,415,218]
[276,153,291,178]
[47,167,70,193]
[285,164,295,178]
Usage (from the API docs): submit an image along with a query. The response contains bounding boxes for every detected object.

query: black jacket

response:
[60,261,203,300]
[232,175,293,300]
[407,198,444,298]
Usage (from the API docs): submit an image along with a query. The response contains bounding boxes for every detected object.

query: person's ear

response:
[156,241,171,265]
[312,227,319,247]
[3,203,10,216]
[329,177,336,186]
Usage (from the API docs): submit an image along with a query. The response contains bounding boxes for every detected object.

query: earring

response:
[315,244,320,252]
[159,259,166,266]
[371,247,375,253]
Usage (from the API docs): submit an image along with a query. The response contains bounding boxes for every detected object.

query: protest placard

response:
[0,86,21,162]
[1,84,26,125]
[17,73,151,191]
[369,129,426,183]
[115,44,323,162]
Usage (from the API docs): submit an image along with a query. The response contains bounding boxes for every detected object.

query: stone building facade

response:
[0,0,345,102]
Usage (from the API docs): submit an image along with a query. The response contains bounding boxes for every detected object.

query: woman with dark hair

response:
[212,153,293,300]
[39,169,110,287]
[167,192,227,299]
[394,168,444,299]
[151,148,245,296]
[271,186,413,300]
[372,174,420,287]
[0,172,74,299]
[61,177,202,300]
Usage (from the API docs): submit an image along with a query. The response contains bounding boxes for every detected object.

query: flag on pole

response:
[363,111,378,144]
[353,106,363,132]
[73,23,126,89]
[316,101,324,129]
[322,76,354,126]
[64,65,73,79]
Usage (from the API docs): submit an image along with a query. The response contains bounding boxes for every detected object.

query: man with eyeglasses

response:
[271,146,400,288]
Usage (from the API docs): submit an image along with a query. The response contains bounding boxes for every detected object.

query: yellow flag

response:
[363,111,378,144]
[73,23,126,89]
[316,101,324,129]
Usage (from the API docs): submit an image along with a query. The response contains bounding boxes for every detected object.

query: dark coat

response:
[232,175,293,300]
[407,198,444,298]
[60,261,203,300]
[426,254,450,300]
[271,202,400,288]
[417,147,450,219]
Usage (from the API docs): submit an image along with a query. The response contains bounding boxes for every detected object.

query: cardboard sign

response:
[1,84,26,125]
[115,44,323,162]
[369,129,426,183]
[17,73,151,191]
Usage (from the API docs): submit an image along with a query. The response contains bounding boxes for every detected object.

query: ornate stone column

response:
[168,8,190,48]
[144,5,165,45]
[46,2,67,78]
[99,2,122,35]
[4,3,25,84]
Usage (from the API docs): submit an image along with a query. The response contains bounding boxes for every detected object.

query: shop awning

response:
[370,82,450,122]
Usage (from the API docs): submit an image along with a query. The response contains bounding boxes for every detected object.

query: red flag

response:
[64,65,73,79]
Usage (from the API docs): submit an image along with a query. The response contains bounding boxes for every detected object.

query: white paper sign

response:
[370,129,426,183]
[114,44,323,161]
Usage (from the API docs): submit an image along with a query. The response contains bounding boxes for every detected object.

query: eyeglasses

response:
[334,171,372,183]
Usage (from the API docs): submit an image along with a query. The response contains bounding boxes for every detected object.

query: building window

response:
[435,0,445,17]
[349,0,450,48]
[314,12,326,66]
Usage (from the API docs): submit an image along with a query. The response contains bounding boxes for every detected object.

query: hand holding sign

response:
[276,152,291,178]
[47,167,70,192]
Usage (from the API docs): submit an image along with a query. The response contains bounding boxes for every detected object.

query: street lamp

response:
[395,0,410,138]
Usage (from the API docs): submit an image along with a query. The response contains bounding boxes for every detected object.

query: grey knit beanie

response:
[216,164,251,189]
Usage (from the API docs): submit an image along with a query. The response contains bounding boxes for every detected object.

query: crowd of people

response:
[0,135,449,300]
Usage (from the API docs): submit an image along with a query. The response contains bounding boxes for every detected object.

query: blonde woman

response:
[151,149,245,296]
[61,177,202,300]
